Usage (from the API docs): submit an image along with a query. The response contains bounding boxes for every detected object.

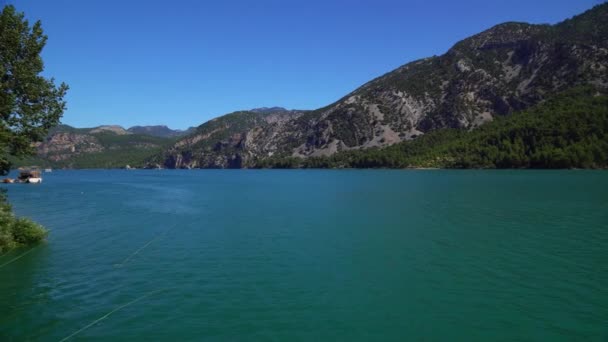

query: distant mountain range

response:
[17,124,176,169]
[48,124,195,137]
[14,3,608,169]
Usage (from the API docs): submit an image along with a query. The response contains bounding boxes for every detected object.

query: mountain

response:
[250,107,290,114]
[13,124,176,169]
[127,125,195,138]
[153,3,608,169]
[147,108,306,169]
[257,87,608,169]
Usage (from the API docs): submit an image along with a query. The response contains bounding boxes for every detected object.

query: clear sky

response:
[7,0,602,129]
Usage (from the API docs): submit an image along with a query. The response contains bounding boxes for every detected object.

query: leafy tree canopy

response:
[0,5,67,175]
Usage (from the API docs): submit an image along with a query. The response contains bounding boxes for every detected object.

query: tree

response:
[0,5,68,175]
[0,5,65,251]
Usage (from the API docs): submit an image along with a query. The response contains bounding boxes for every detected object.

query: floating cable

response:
[114,226,173,267]
[0,245,40,269]
[58,288,165,342]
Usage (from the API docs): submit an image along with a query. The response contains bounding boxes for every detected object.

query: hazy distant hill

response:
[127,125,195,138]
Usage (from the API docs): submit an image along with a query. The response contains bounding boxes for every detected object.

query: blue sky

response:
[9,0,602,129]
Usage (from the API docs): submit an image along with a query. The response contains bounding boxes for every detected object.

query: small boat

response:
[44,168,52,173]
[18,169,42,184]
[2,178,14,183]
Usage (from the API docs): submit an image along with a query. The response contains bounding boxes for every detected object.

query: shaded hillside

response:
[156,3,608,169]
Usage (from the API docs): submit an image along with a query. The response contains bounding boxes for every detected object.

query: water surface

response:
[1,170,607,341]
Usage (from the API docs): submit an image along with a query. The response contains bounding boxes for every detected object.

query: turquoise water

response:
[0,170,607,341]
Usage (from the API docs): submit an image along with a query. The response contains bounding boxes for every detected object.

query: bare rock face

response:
[37,133,104,161]
[154,4,608,169]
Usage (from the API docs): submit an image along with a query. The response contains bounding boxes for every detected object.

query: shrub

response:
[0,225,16,253]
[10,218,47,245]
[0,192,48,253]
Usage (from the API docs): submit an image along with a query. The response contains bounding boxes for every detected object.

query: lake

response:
[1,170,607,341]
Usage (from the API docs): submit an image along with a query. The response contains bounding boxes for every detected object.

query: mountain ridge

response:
[127,125,196,137]
[152,3,608,169]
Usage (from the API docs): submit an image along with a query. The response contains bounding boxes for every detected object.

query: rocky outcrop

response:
[36,132,103,161]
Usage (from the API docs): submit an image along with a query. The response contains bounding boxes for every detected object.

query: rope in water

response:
[1,228,170,340]
[0,229,51,269]
[114,226,173,267]
[0,245,40,269]
[58,288,165,342]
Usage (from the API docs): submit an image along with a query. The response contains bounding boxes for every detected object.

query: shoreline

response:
[6,167,607,172]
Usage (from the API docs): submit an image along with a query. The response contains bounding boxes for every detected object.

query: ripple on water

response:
[0,170,607,341]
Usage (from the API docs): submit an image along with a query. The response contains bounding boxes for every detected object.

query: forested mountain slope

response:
[256,87,608,169]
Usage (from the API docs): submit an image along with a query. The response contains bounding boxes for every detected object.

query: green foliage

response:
[437,87,608,169]
[0,5,68,175]
[551,2,608,45]
[75,132,173,168]
[0,5,62,251]
[256,88,608,169]
[10,218,47,244]
[0,191,47,253]
[52,146,165,169]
